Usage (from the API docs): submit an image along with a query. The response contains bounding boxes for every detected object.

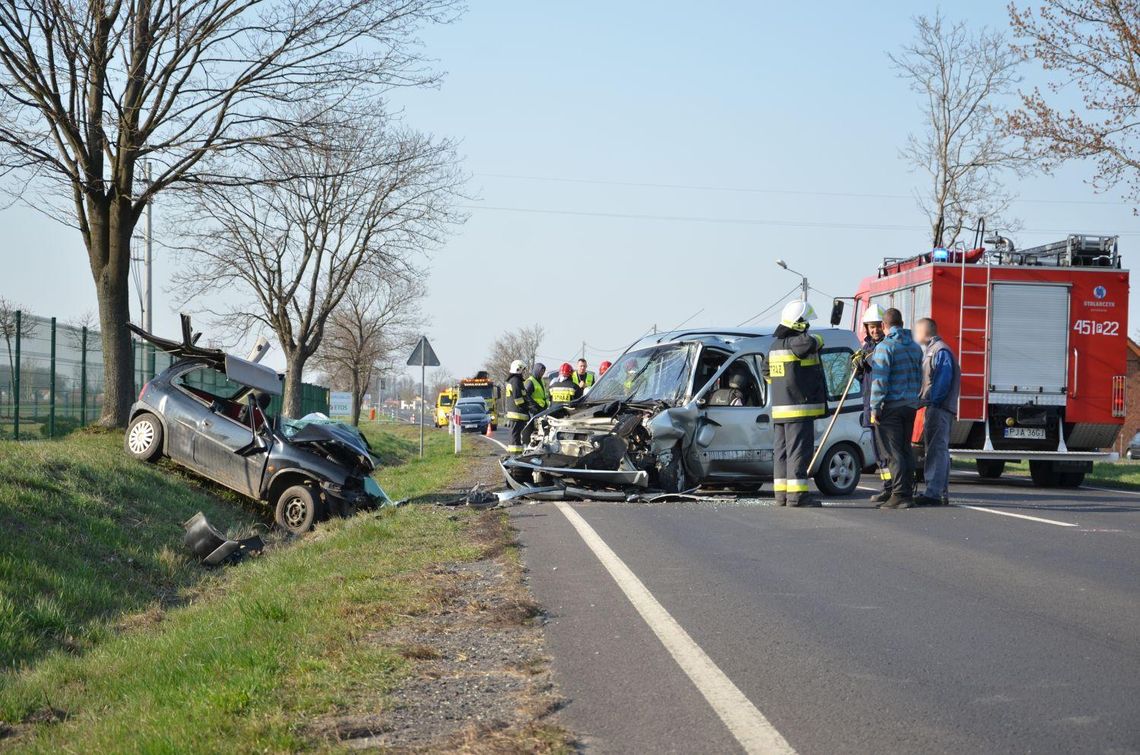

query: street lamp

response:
[776,259,809,302]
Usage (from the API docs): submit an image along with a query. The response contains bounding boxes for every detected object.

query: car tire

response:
[655,444,687,493]
[125,413,163,462]
[275,484,318,534]
[976,459,1006,480]
[814,442,861,496]
[491,424,498,431]
[1029,460,1060,487]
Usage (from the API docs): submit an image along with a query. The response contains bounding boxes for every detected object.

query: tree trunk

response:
[90,203,138,427]
[282,354,306,418]
[350,370,363,427]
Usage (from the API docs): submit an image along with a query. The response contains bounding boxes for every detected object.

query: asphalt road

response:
[505,464,1140,754]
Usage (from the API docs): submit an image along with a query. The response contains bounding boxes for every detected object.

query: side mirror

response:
[830,299,845,327]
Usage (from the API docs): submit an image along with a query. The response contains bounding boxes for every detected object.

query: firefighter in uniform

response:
[764,300,827,507]
[504,360,529,454]
[571,358,595,397]
[852,304,892,502]
[549,363,578,407]
[521,363,549,445]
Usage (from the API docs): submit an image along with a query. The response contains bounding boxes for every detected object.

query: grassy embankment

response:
[0,422,559,752]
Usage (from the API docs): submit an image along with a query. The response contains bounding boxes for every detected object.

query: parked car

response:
[502,327,874,496]
[1127,431,1140,460]
[124,316,384,533]
[453,397,491,433]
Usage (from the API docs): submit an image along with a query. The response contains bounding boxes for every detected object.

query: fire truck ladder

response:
[957,243,994,451]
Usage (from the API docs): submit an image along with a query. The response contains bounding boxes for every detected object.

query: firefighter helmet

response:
[598,360,612,376]
[509,359,525,374]
[559,362,572,378]
[861,303,886,324]
[780,300,817,330]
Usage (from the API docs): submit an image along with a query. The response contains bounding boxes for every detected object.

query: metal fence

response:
[0,312,329,440]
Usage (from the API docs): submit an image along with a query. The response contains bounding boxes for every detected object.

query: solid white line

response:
[554,502,796,755]
[476,432,508,452]
[954,504,1079,528]
[1082,484,1140,497]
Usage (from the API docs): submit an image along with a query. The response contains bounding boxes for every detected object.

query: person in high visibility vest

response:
[571,358,595,397]
[520,363,549,448]
[852,303,892,502]
[503,360,529,454]
[764,300,827,507]
[549,363,578,407]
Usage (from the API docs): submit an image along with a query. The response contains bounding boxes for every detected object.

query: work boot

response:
[789,494,822,508]
[773,497,787,507]
[940,495,950,506]
[888,494,914,509]
[913,494,942,507]
[869,490,892,503]
[877,498,899,509]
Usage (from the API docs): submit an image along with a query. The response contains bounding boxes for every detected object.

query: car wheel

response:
[491,424,498,431]
[125,413,163,462]
[655,444,687,493]
[814,442,860,496]
[976,459,1006,479]
[275,484,318,534]
[1058,471,1085,488]
[1029,460,1060,487]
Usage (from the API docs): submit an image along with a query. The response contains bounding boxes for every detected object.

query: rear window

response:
[174,365,246,402]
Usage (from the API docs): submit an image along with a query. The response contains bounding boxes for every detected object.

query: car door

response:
[164,365,214,467]
[192,403,268,498]
[686,353,773,481]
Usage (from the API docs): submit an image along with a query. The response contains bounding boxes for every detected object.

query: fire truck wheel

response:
[1029,460,1061,487]
[1057,471,1085,488]
[976,460,1006,480]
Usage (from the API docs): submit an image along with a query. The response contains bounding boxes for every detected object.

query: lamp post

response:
[776,259,809,302]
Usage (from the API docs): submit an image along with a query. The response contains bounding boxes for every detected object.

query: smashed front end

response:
[500,400,696,498]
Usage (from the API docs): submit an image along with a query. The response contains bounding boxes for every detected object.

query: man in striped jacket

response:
[869,307,924,509]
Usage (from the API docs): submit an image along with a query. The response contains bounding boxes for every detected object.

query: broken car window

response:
[586,343,698,405]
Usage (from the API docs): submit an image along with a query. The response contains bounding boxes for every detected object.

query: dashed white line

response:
[554,501,796,755]
[952,504,1078,528]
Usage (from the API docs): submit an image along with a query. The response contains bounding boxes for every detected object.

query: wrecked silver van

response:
[501,327,874,497]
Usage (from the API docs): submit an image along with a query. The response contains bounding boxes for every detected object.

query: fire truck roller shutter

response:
[989,283,1070,400]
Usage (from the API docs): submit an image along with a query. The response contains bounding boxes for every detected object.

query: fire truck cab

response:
[853,234,1128,488]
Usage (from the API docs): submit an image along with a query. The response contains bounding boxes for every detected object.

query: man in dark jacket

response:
[869,308,924,509]
[763,300,827,507]
[915,317,960,506]
[852,303,891,501]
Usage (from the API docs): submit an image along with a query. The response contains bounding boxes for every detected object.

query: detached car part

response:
[183,511,264,566]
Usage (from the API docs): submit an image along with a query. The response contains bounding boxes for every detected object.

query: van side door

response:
[686,353,773,482]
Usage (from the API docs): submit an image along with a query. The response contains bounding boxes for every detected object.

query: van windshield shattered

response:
[586,343,696,405]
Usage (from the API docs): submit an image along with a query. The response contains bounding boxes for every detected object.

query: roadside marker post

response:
[406,336,441,458]
[454,409,462,454]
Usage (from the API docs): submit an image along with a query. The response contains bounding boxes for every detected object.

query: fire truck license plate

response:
[1004,427,1046,440]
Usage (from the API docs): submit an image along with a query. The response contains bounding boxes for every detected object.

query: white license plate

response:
[1004,427,1046,440]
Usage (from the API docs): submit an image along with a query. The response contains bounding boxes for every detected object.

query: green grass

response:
[0,421,493,752]
[0,429,259,669]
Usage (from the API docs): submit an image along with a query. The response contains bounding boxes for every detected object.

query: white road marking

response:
[953,504,1078,528]
[1082,484,1140,497]
[476,433,508,452]
[554,501,796,755]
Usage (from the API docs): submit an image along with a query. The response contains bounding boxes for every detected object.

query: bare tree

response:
[891,12,1029,247]
[428,369,456,400]
[311,277,424,426]
[0,0,460,426]
[173,112,462,416]
[1009,1,1140,204]
[0,297,35,393]
[484,324,545,382]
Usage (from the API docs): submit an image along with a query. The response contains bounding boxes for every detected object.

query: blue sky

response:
[2,1,1137,383]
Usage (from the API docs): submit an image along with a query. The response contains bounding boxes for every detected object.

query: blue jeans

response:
[923,406,952,498]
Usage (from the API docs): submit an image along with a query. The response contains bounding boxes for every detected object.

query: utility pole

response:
[581,340,586,361]
[142,159,153,332]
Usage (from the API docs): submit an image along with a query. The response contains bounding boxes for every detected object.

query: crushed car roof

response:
[131,314,283,396]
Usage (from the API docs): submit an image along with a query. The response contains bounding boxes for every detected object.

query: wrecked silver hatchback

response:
[501,328,875,499]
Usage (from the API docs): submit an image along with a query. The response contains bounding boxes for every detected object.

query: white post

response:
[453,409,462,454]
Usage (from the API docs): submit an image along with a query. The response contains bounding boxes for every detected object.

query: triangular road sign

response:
[406,336,440,367]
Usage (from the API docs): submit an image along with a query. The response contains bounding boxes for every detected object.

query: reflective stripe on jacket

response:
[764,327,827,423]
[548,377,577,405]
[504,373,529,421]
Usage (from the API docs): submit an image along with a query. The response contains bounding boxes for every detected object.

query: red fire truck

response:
[851,233,1128,488]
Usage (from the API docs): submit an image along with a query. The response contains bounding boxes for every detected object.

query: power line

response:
[458,204,1140,236]
[475,172,1134,207]
[734,285,798,326]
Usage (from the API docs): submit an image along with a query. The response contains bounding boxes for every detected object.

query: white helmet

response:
[509,359,525,374]
[861,303,886,324]
[779,300,817,329]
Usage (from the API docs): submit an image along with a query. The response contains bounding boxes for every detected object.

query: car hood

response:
[280,418,375,471]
